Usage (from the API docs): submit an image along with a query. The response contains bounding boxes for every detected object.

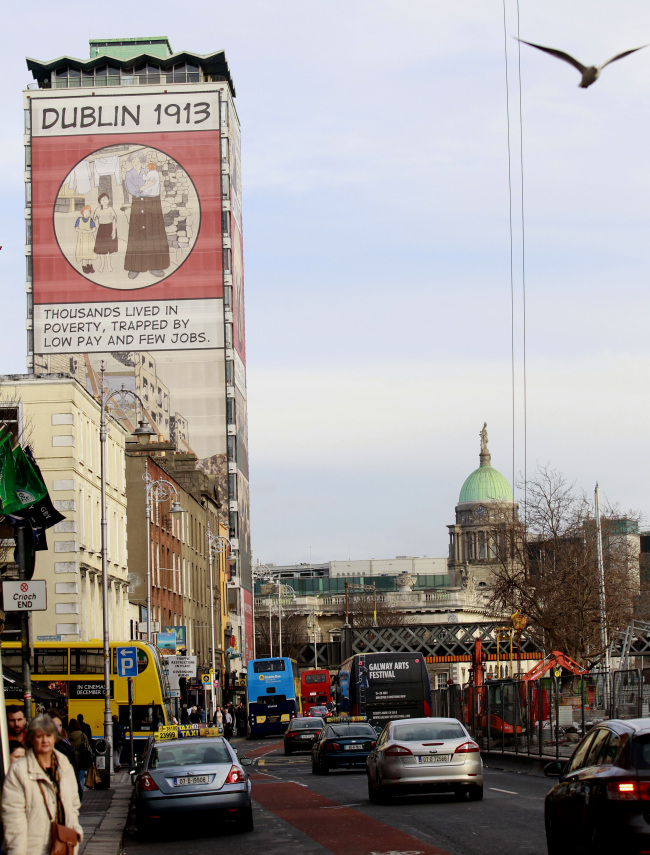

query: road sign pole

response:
[128,677,135,769]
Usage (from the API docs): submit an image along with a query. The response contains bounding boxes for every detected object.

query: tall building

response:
[447,425,519,590]
[24,38,252,661]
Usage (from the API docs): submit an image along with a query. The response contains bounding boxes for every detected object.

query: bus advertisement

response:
[1,640,172,756]
[246,657,301,737]
[339,653,432,726]
[300,669,332,713]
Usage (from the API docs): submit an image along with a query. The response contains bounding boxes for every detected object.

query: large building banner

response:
[28,88,225,461]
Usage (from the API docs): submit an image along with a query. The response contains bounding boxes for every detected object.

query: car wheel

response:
[467,784,483,801]
[284,745,292,756]
[311,758,319,775]
[235,805,254,833]
[320,760,329,775]
[135,812,152,838]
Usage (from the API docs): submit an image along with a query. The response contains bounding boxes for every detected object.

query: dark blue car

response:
[311,719,377,774]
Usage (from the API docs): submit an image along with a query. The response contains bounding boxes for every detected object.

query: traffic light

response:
[14,523,35,581]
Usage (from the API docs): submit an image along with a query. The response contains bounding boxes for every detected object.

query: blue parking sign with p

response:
[117,646,138,678]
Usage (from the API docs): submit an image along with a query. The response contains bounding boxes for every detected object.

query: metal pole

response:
[595,484,610,672]
[128,677,135,769]
[207,528,216,718]
[313,607,317,669]
[0,647,10,773]
[278,579,282,658]
[99,363,113,778]
[145,463,152,644]
[269,594,273,658]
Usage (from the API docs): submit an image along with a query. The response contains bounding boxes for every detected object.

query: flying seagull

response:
[516,38,647,88]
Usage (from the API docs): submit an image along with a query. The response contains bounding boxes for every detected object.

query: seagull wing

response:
[516,38,586,74]
[599,45,648,70]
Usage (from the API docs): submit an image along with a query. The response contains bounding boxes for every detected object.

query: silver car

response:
[366,717,483,803]
[135,736,253,833]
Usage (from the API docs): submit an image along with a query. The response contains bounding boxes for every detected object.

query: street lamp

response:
[143,466,184,643]
[99,363,155,778]
[207,527,230,711]
[254,563,274,658]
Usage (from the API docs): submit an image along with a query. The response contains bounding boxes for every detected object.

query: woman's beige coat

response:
[2,747,83,855]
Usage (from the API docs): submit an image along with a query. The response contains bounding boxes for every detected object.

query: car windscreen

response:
[392,722,465,742]
[289,719,323,731]
[149,741,232,768]
[631,733,650,769]
[326,725,376,738]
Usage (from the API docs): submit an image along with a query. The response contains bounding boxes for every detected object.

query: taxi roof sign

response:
[154,724,224,741]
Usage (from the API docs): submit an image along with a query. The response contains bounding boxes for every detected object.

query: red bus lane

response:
[251,779,453,855]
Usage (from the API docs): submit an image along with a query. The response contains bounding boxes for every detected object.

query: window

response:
[70,649,104,674]
[305,674,327,684]
[0,408,20,444]
[68,68,81,88]
[565,731,598,774]
[584,728,610,767]
[118,704,163,732]
[253,659,285,673]
[25,145,31,169]
[33,649,68,674]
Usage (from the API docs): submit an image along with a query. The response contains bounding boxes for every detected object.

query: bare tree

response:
[254,605,308,661]
[487,466,641,668]
[349,594,407,627]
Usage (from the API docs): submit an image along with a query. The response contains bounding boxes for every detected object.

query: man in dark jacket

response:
[77,713,93,742]
[48,709,83,800]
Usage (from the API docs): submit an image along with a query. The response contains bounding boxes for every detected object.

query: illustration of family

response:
[73,153,170,278]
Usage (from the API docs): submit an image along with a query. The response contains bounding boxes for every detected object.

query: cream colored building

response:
[0,374,135,641]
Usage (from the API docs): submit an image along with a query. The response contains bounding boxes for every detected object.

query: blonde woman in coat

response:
[2,714,83,855]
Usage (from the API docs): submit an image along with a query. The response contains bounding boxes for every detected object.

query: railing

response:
[432,669,650,760]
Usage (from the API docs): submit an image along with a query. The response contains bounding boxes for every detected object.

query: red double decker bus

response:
[300,669,332,713]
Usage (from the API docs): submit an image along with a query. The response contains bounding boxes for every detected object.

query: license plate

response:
[300,734,313,739]
[174,775,209,786]
[419,755,451,763]
[344,744,360,751]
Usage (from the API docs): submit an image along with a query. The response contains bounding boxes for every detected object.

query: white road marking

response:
[489,787,519,795]
[320,803,363,809]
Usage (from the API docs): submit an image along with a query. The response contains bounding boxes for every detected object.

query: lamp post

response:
[254,564,274,658]
[99,363,155,779]
[207,527,230,710]
[143,466,184,643]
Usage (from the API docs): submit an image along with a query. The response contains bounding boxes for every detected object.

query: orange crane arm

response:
[522,650,588,681]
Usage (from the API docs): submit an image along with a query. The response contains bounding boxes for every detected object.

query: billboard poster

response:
[28,88,225,461]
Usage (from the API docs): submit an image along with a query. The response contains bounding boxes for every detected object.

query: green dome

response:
[459,463,513,504]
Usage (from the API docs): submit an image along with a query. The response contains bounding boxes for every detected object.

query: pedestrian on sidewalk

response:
[112,715,125,771]
[189,706,200,724]
[6,707,27,745]
[8,741,25,764]
[67,720,94,792]
[2,714,82,855]
[224,707,233,740]
[198,705,206,724]
[235,703,247,737]
[213,706,223,729]
[76,714,92,743]
[47,709,83,802]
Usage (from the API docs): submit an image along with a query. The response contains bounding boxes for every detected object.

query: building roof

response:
[89,37,173,60]
[26,46,236,96]
[458,424,513,504]
[459,462,513,504]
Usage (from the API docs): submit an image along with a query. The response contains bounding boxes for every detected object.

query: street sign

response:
[116,646,138,678]
[2,580,47,611]
[201,673,211,685]
[137,620,160,634]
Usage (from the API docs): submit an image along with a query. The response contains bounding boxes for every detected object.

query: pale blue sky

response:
[2,2,650,564]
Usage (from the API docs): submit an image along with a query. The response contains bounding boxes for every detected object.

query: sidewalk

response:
[79,771,132,855]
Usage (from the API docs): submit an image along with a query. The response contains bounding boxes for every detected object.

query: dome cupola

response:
[458,422,513,504]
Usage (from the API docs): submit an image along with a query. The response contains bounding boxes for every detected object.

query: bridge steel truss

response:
[295,622,542,669]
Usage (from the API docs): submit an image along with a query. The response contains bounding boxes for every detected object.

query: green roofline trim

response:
[26,49,235,96]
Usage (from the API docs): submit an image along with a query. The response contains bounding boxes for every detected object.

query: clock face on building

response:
[474,505,488,521]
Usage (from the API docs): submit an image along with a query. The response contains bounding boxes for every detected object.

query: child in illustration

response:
[93,193,118,272]
[74,205,97,274]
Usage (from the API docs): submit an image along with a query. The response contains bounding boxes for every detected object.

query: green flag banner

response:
[0,435,48,515]
[12,444,47,509]
[0,433,19,514]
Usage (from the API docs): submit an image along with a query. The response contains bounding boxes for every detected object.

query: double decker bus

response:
[300,668,332,713]
[339,652,431,727]
[246,657,301,737]
[1,640,172,758]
